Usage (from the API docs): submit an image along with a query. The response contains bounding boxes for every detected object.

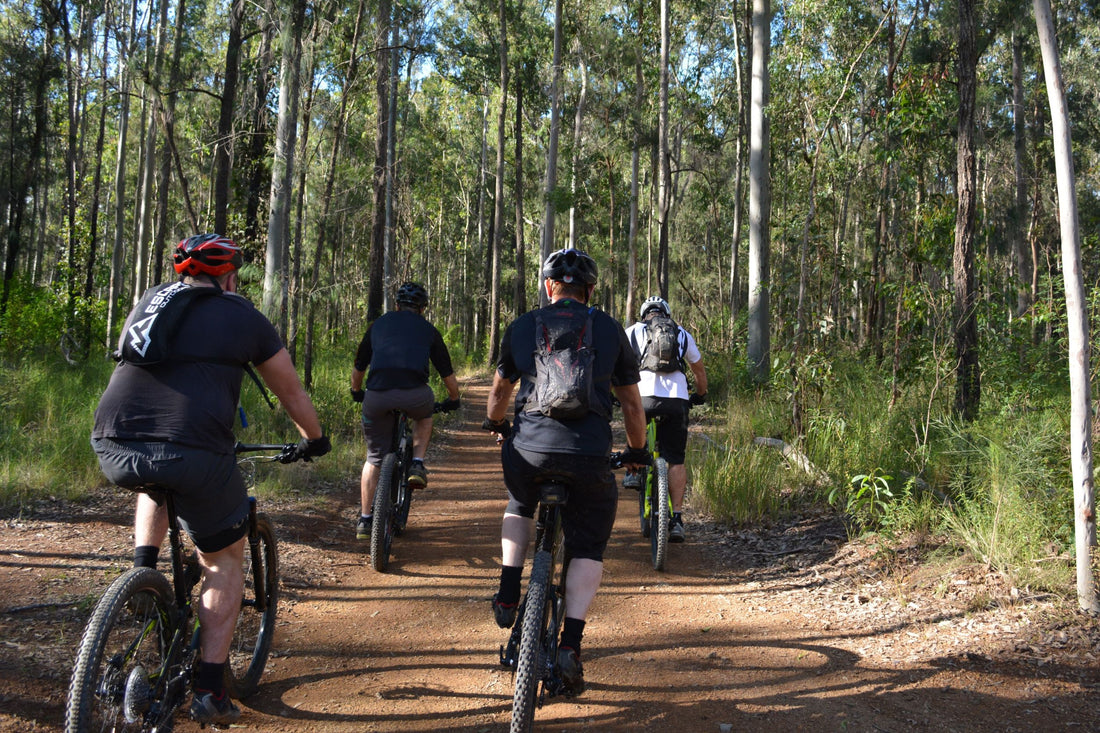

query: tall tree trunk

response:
[152,0,187,285]
[1011,33,1031,322]
[747,0,771,384]
[106,0,139,348]
[539,0,564,306]
[134,0,169,301]
[953,0,980,421]
[513,60,526,315]
[489,0,509,366]
[245,0,276,245]
[729,5,746,336]
[264,0,306,332]
[1032,0,1098,613]
[368,0,392,321]
[656,0,671,299]
[568,47,587,250]
[213,0,245,235]
[305,0,366,388]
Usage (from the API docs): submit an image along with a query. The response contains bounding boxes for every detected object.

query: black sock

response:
[195,661,226,696]
[134,545,158,569]
[497,565,523,605]
[360,514,372,521]
[560,617,586,655]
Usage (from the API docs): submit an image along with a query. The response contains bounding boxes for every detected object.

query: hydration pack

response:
[638,314,683,372]
[527,307,599,421]
[116,281,220,365]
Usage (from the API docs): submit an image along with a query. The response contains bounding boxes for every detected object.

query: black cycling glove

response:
[350,388,365,403]
[283,435,331,463]
[438,398,461,413]
[620,445,652,467]
[690,392,707,406]
[482,417,512,439]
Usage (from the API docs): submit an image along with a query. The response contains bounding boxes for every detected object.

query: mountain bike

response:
[65,441,299,733]
[497,453,630,733]
[633,416,671,571]
[370,401,453,572]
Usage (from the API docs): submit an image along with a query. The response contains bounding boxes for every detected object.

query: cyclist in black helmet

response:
[92,233,330,726]
[484,248,649,696]
[350,282,461,541]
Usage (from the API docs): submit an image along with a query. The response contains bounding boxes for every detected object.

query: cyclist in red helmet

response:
[92,233,330,726]
[349,281,461,541]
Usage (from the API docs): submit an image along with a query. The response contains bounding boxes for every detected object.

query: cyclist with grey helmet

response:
[350,282,460,541]
[624,295,708,542]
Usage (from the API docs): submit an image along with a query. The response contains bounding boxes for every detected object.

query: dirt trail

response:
[2,378,1099,732]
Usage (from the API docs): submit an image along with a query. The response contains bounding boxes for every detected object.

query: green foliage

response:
[0,354,114,512]
[937,414,1073,592]
[829,468,894,531]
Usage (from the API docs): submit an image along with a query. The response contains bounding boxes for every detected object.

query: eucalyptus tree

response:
[746,0,771,383]
[1032,0,1098,613]
[264,0,308,333]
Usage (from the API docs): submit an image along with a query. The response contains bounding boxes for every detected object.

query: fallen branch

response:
[753,437,830,484]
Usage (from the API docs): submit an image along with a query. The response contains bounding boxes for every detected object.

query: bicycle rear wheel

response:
[65,568,176,733]
[224,513,279,698]
[651,458,670,571]
[511,550,551,733]
[370,452,399,572]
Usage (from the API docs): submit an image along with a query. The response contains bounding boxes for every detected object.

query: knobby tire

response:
[65,567,176,733]
[651,458,671,571]
[370,452,399,572]
[511,550,552,733]
[224,514,279,698]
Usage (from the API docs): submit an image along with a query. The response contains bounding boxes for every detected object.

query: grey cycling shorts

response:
[360,385,436,465]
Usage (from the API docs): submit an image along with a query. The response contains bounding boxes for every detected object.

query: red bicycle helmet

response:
[172,234,243,277]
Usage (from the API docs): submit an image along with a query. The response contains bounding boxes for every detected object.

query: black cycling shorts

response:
[641,395,690,465]
[500,441,618,562]
[91,438,249,553]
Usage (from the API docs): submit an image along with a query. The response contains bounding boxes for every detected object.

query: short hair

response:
[548,279,589,302]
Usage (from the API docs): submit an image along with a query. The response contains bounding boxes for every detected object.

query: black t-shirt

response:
[497,299,640,456]
[353,309,455,390]
[92,288,285,454]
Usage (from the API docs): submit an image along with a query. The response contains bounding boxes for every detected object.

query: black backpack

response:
[115,281,274,408]
[638,314,683,372]
[526,306,602,421]
[116,282,221,365]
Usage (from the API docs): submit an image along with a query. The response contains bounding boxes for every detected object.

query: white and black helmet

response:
[639,296,670,319]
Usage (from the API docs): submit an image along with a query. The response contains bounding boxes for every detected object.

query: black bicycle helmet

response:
[172,234,243,277]
[541,248,598,285]
[396,282,429,310]
[640,295,671,319]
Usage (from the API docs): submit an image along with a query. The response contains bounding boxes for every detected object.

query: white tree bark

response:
[1032,0,1098,612]
[747,0,771,383]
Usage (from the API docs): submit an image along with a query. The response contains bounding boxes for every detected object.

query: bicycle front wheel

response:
[225,513,279,698]
[651,458,670,571]
[65,567,176,733]
[511,550,551,733]
[370,452,399,572]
